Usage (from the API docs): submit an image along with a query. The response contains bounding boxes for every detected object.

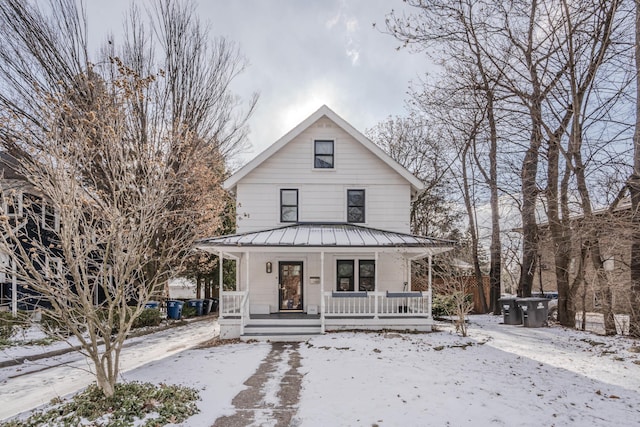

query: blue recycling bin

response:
[187,299,204,316]
[145,301,159,309]
[166,300,184,319]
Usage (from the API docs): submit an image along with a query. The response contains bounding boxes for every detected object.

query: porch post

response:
[218,251,224,316]
[428,253,433,318]
[320,251,325,333]
[245,251,250,294]
[11,259,17,317]
[374,251,379,319]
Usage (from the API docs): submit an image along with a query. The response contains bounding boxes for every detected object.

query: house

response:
[195,105,455,340]
[0,152,61,315]
[535,198,633,314]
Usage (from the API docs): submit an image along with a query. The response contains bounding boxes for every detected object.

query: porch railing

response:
[322,291,431,317]
[220,290,250,334]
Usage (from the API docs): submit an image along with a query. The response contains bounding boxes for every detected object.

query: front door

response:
[279,261,303,311]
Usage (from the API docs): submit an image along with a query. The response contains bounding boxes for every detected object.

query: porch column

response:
[406,256,412,290]
[428,254,433,318]
[11,259,17,317]
[245,252,250,304]
[320,251,325,333]
[374,251,379,319]
[218,251,224,316]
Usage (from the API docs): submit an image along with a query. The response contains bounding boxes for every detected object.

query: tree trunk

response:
[630,0,640,338]
[460,144,488,313]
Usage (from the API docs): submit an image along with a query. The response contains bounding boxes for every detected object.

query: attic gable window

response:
[314,140,334,168]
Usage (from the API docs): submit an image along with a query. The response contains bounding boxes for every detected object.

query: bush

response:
[182,305,197,318]
[40,310,75,337]
[2,381,200,427]
[432,294,456,318]
[132,308,162,329]
[0,311,30,340]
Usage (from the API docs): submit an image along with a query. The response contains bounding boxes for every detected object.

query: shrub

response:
[2,381,200,427]
[132,308,162,329]
[182,305,197,318]
[0,311,30,341]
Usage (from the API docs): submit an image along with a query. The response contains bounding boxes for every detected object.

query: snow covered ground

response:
[3,315,640,426]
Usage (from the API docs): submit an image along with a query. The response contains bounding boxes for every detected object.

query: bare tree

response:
[0,0,253,396]
[366,114,461,239]
[630,0,640,338]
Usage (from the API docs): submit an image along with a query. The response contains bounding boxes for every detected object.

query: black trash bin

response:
[212,298,219,313]
[517,297,549,327]
[498,297,522,325]
[203,299,213,315]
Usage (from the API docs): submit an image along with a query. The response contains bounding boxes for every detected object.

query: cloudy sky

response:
[85,1,433,165]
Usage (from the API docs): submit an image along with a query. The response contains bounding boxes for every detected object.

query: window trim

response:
[347,189,366,223]
[336,260,355,292]
[313,139,335,169]
[41,201,60,232]
[2,191,23,218]
[336,259,376,292]
[45,256,63,279]
[280,188,298,223]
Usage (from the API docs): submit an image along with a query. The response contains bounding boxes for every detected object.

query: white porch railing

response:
[220,291,249,334]
[322,291,431,317]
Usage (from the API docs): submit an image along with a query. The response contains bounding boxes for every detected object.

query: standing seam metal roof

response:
[197,223,456,248]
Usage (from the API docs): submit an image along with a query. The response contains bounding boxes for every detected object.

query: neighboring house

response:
[0,152,61,314]
[196,105,455,340]
[536,199,633,314]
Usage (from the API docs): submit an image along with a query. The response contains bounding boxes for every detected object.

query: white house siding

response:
[235,117,412,233]
[238,251,406,314]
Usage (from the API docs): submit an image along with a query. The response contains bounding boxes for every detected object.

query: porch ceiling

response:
[195,223,456,256]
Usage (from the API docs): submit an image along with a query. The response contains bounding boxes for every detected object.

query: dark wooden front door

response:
[279,261,303,311]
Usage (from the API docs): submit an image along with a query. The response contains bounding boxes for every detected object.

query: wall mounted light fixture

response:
[266,261,272,274]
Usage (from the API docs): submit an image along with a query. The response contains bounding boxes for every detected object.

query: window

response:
[337,260,354,291]
[347,189,365,223]
[42,202,59,232]
[314,140,334,168]
[45,256,62,279]
[336,259,375,292]
[280,189,298,222]
[2,191,23,217]
[359,260,375,291]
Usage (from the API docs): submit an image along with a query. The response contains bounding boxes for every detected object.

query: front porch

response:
[196,223,455,341]
[218,290,434,341]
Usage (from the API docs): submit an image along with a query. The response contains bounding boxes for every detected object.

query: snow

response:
[2,315,640,426]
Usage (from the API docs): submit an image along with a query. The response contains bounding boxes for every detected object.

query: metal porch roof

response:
[196,223,456,249]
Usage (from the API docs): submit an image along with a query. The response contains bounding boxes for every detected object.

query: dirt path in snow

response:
[212,342,302,427]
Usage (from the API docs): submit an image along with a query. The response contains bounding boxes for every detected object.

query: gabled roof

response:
[224,105,425,192]
[196,223,456,250]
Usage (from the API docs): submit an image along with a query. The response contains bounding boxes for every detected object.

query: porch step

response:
[241,321,322,342]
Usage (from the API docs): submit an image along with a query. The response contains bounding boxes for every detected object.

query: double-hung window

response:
[314,140,334,168]
[347,189,365,223]
[280,189,298,223]
[2,191,23,217]
[42,202,60,232]
[336,259,375,292]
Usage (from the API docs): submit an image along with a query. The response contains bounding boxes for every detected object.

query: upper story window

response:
[347,189,365,223]
[280,189,298,222]
[314,140,334,169]
[2,191,23,218]
[42,202,60,232]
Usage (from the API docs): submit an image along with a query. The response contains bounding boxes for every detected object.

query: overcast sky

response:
[85,1,433,166]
